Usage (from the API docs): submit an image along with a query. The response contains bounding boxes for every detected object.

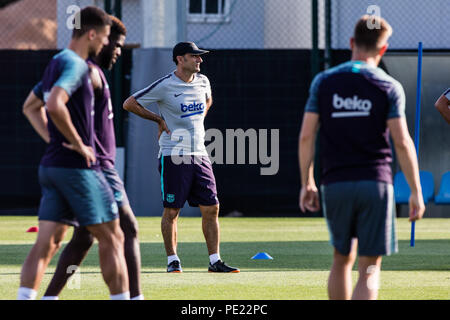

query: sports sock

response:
[110,292,130,300]
[131,294,144,300]
[17,287,37,300]
[209,253,221,265]
[41,296,59,300]
[168,255,180,264]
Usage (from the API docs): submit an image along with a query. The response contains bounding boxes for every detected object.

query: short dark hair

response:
[110,15,127,38]
[353,15,393,52]
[72,6,112,39]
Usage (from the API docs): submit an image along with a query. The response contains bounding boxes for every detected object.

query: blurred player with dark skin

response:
[434,89,450,124]
[18,6,130,300]
[299,15,425,300]
[123,42,239,273]
[23,16,143,300]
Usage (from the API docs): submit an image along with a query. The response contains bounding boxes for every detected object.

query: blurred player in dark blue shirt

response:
[298,15,425,300]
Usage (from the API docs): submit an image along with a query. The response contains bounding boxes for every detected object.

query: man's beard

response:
[96,49,114,70]
[88,46,100,60]
[186,64,200,73]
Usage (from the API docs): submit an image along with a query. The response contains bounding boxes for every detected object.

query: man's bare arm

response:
[388,117,425,221]
[22,90,50,143]
[299,113,319,186]
[434,94,450,124]
[123,96,163,122]
[204,96,213,117]
[298,112,320,212]
[123,96,170,138]
[46,86,96,167]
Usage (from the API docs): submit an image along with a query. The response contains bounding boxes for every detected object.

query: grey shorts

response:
[321,180,398,256]
[38,166,119,227]
[102,168,130,208]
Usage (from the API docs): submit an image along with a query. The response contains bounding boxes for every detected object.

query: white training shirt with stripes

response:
[133,71,212,157]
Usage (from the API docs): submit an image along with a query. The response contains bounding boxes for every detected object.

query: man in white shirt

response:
[123,42,239,273]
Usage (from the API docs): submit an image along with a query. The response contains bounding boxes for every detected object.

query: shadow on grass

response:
[1,239,449,274]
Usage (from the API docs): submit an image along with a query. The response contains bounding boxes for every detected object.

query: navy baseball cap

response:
[173,42,209,62]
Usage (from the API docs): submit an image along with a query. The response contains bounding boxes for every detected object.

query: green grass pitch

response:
[1,216,449,300]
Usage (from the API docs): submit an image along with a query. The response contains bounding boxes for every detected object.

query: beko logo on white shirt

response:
[332,94,372,118]
[180,102,205,118]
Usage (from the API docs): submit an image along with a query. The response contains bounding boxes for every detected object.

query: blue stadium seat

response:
[435,171,450,204]
[394,171,434,204]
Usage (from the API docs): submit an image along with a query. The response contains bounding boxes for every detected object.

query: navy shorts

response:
[321,180,398,256]
[158,155,219,208]
[102,168,130,208]
[38,166,119,227]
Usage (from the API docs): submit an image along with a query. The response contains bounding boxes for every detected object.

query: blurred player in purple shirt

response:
[19,7,130,300]
[40,16,142,300]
